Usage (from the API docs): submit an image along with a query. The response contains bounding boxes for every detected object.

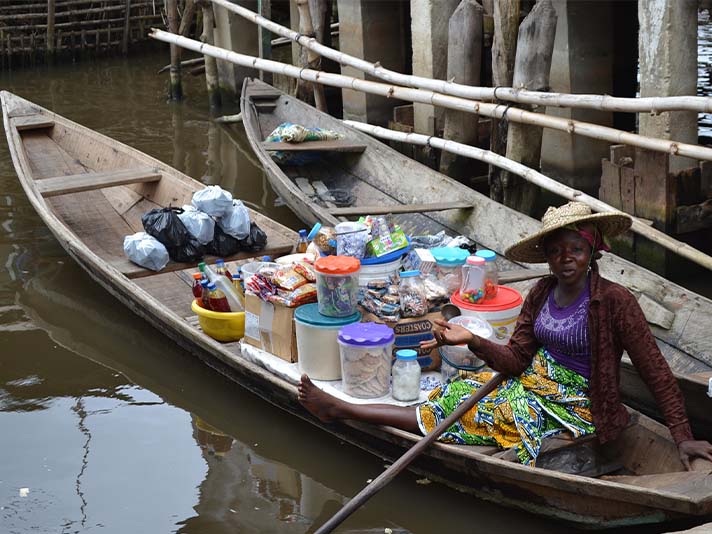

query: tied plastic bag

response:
[264,122,344,165]
[237,222,267,253]
[168,237,206,263]
[208,225,241,257]
[191,185,233,217]
[141,206,190,248]
[123,232,170,271]
[178,205,215,244]
[217,199,250,239]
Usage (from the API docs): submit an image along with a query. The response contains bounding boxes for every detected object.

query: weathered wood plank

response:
[675,199,712,234]
[14,115,55,131]
[37,167,162,197]
[327,201,474,216]
[262,140,366,152]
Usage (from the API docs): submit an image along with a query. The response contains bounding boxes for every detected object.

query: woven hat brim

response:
[505,212,632,263]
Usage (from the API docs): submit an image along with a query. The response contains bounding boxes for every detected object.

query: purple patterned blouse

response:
[533,280,591,378]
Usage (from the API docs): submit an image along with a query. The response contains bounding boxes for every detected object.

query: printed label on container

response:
[394,332,434,347]
[245,311,259,340]
[393,319,433,335]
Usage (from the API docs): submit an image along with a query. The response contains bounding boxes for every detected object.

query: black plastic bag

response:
[237,222,268,253]
[169,237,206,263]
[208,224,241,257]
[141,207,190,248]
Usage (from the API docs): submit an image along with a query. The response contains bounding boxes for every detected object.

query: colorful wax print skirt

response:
[416,348,595,466]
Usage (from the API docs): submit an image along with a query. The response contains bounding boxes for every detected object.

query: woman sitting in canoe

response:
[298,202,712,468]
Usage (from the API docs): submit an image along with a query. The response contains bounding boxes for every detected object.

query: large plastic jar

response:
[398,270,428,318]
[314,255,361,317]
[431,247,469,294]
[459,255,486,303]
[392,349,421,401]
[475,249,499,300]
[439,316,493,384]
[295,303,361,380]
[335,221,370,258]
[338,322,395,398]
[451,286,523,345]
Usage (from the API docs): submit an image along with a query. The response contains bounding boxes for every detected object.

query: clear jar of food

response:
[475,249,498,300]
[459,255,486,303]
[314,255,361,317]
[338,322,395,398]
[307,222,337,256]
[392,349,421,401]
[431,247,469,295]
[398,270,428,318]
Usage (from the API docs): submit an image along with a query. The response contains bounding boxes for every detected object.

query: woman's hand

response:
[420,319,476,351]
[678,440,712,471]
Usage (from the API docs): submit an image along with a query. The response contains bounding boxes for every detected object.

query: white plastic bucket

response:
[358,258,402,287]
[450,286,523,345]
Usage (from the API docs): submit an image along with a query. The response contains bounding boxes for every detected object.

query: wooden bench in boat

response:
[37,167,162,197]
[261,140,367,153]
[13,115,54,131]
[327,201,474,217]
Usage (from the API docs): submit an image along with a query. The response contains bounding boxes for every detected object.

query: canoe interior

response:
[5,91,712,527]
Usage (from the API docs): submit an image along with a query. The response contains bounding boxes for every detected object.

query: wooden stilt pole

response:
[258,0,273,84]
[122,0,131,55]
[167,0,183,100]
[295,0,327,111]
[501,0,557,214]
[440,0,483,182]
[47,0,56,58]
[489,0,519,202]
[199,0,221,110]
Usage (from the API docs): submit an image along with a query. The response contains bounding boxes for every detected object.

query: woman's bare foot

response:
[297,374,349,423]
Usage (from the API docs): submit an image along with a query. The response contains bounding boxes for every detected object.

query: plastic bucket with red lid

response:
[450,285,523,345]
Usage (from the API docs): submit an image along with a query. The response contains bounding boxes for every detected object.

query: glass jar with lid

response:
[460,255,486,303]
[392,349,421,401]
[475,249,498,300]
[398,270,428,318]
[431,247,469,294]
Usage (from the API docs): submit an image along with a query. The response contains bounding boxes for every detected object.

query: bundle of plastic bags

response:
[123,232,170,271]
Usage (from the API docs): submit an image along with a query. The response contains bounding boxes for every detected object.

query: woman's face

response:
[543,228,593,287]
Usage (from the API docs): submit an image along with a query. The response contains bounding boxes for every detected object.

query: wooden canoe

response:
[240,78,712,441]
[4,91,712,529]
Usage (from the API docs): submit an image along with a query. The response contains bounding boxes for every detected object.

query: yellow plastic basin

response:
[191,299,245,342]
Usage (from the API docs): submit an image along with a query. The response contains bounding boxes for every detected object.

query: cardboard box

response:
[244,293,298,363]
[360,309,443,371]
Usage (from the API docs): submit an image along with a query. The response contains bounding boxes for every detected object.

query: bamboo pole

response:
[158,56,204,74]
[342,120,712,272]
[295,0,327,111]
[198,1,220,110]
[47,0,56,56]
[208,0,712,114]
[122,0,131,55]
[166,0,182,100]
[148,28,712,162]
[257,0,272,84]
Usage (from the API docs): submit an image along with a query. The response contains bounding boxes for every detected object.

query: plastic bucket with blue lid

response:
[295,303,361,380]
[337,322,395,398]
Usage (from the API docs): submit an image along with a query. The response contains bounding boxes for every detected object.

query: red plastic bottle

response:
[200,279,212,310]
[215,259,233,282]
[192,272,204,299]
[207,282,231,312]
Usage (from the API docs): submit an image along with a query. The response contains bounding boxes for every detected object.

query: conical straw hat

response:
[505,202,632,263]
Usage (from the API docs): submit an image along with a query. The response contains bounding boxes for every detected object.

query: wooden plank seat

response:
[327,201,475,217]
[37,167,162,197]
[261,140,367,153]
[13,115,54,131]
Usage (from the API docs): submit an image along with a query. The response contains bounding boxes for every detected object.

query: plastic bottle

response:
[459,255,486,303]
[215,258,233,281]
[207,282,231,312]
[192,272,204,299]
[475,249,499,300]
[201,262,244,311]
[398,270,428,318]
[261,255,272,262]
[392,349,421,401]
[200,279,212,310]
[296,229,309,254]
[233,266,245,301]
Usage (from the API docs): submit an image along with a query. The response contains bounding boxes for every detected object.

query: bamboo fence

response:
[0,0,168,67]
[343,120,712,272]
[210,0,712,115]
[149,29,712,162]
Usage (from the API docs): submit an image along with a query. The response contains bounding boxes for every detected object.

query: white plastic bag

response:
[178,205,215,244]
[123,232,170,271]
[191,185,233,217]
[217,199,250,239]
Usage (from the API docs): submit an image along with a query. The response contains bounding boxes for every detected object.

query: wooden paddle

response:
[314,371,506,534]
